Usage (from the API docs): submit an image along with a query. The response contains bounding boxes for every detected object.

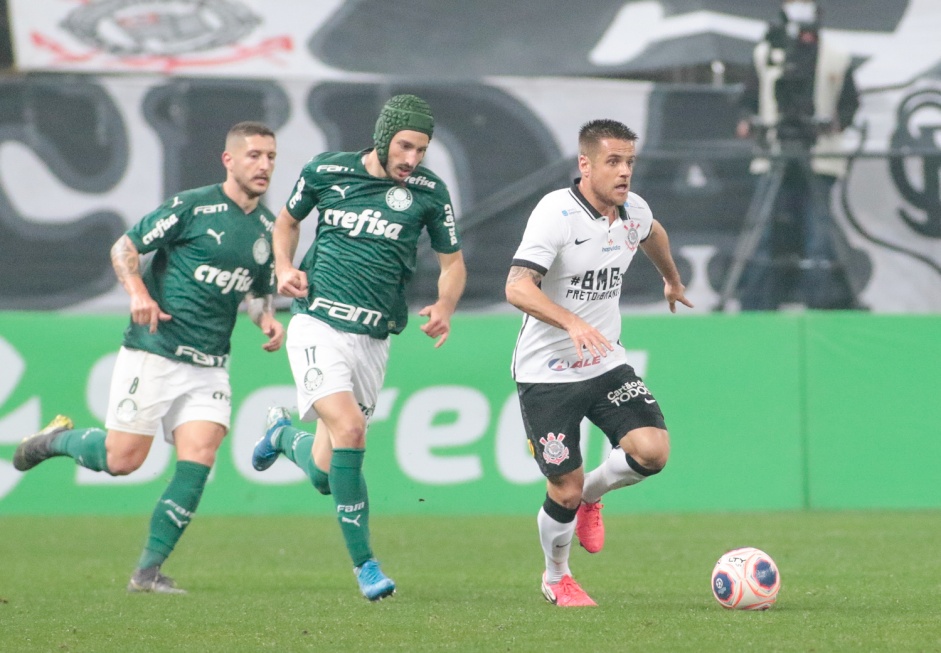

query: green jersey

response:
[285,150,461,339]
[123,184,276,367]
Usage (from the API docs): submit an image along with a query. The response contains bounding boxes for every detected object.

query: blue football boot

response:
[355,560,396,601]
[252,406,291,471]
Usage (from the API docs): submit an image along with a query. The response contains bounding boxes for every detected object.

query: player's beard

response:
[385,161,413,182]
[589,177,629,209]
[238,176,267,200]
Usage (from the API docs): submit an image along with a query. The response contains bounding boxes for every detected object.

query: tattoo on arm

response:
[507,265,543,288]
[110,235,140,285]
[246,293,275,327]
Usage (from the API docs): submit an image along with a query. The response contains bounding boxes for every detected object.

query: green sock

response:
[52,427,110,473]
[330,448,372,567]
[311,467,331,496]
[137,461,210,570]
[280,427,331,495]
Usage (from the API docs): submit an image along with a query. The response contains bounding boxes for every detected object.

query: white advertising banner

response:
[3,1,941,312]
[8,0,349,77]
[9,0,941,90]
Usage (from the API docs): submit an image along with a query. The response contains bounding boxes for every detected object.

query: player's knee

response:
[623,428,670,473]
[547,473,584,509]
[330,421,367,449]
[638,444,669,473]
[106,453,145,476]
[626,452,666,477]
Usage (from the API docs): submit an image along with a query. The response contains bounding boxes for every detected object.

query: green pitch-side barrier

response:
[0,312,937,515]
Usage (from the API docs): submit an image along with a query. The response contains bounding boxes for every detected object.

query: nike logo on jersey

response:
[574,238,590,245]
[330,184,351,199]
[207,229,224,244]
[644,398,657,404]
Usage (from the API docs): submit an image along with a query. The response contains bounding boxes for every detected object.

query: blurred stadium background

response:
[0,1,938,518]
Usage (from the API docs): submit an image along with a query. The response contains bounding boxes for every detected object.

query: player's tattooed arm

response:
[110,234,142,286]
[110,234,171,333]
[246,292,284,352]
[245,292,275,327]
[506,265,543,288]
[506,263,613,360]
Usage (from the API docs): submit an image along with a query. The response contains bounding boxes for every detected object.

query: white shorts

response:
[105,346,232,442]
[286,313,390,423]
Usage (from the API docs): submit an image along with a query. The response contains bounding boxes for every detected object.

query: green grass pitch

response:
[2,511,940,652]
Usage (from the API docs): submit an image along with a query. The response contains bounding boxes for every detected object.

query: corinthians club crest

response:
[539,432,570,466]
[36,0,291,71]
[888,88,941,238]
[624,219,641,251]
[837,81,941,311]
[61,0,262,57]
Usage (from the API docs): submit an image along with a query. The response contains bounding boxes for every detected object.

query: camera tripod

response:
[717,143,859,310]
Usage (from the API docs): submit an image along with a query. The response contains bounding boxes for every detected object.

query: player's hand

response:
[565,315,613,361]
[276,267,308,298]
[259,314,284,352]
[418,302,453,348]
[663,279,694,313]
[129,293,172,334]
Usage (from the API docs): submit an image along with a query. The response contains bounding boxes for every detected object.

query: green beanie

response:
[373,94,435,165]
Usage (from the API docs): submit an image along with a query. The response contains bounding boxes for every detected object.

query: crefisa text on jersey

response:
[194,265,254,294]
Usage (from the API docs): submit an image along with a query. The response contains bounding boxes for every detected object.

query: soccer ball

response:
[711,547,781,610]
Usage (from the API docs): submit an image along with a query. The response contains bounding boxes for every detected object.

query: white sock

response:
[538,507,574,583]
[582,447,647,504]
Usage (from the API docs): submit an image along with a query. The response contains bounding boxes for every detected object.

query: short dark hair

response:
[578,119,638,157]
[226,121,275,145]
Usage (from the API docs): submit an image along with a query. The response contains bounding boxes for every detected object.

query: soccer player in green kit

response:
[13,121,284,594]
[251,95,466,600]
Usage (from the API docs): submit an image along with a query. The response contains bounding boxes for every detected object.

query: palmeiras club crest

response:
[539,432,570,466]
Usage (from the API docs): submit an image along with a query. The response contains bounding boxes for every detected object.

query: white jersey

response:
[510,182,654,383]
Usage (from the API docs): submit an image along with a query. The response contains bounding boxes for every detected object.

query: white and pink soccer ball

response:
[711,547,781,610]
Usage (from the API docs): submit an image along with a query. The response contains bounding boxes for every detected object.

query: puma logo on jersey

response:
[330,184,351,199]
[171,196,182,208]
[341,515,362,527]
[207,229,224,244]
[322,208,403,240]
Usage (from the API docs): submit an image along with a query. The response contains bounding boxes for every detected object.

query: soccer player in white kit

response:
[506,119,692,606]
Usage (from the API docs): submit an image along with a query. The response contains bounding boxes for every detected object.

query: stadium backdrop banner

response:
[0,312,937,515]
[2,73,941,313]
